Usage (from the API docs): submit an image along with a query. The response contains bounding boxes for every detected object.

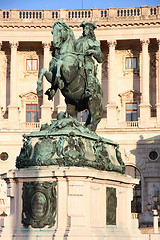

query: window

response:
[0,152,9,161]
[77,110,88,123]
[26,104,38,122]
[126,165,141,213]
[126,57,137,69]
[26,59,38,71]
[126,103,138,121]
[149,150,158,161]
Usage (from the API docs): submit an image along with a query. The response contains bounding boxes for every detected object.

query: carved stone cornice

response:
[42,42,51,49]
[0,19,160,31]
[9,41,19,49]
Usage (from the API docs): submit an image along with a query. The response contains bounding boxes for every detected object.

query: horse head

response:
[52,21,75,52]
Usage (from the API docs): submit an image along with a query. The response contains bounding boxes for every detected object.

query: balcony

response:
[119,121,139,128]
[19,122,40,129]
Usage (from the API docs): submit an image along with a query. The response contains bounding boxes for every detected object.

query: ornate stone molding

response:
[9,41,19,49]
[42,42,51,49]
[0,41,2,51]
[22,181,57,228]
[1,17,160,29]
[140,39,150,47]
[157,39,160,46]
[108,40,117,48]
[20,91,38,105]
[118,89,142,104]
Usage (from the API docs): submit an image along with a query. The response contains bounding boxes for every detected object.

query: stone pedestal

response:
[1,167,144,240]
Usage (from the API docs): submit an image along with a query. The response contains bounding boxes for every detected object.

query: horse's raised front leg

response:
[37,68,46,97]
[37,68,53,97]
[55,60,64,90]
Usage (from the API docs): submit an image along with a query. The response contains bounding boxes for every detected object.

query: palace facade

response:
[0,6,160,228]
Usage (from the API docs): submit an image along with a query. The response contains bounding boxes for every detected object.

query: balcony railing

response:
[20,122,40,129]
[68,10,91,19]
[131,212,139,219]
[119,121,139,128]
[142,233,160,240]
[0,5,160,21]
[117,8,140,17]
[19,11,43,19]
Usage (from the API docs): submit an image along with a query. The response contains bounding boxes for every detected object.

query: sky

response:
[0,0,160,10]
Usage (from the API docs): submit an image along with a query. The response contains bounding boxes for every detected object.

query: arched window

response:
[125,165,142,213]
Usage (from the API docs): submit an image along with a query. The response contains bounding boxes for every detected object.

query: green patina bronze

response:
[106,187,117,225]
[17,21,126,230]
[22,181,57,228]
[37,21,103,132]
[16,21,126,176]
[16,113,125,174]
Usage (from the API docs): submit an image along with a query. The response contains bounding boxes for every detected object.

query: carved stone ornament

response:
[42,42,51,49]
[108,40,117,48]
[9,41,19,49]
[22,181,57,228]
[118,89,141,104]
[20,91,38,105]
[16,113,125,174]
[0,41,2,51]
[141,39,150,47]
[106,187,117,225]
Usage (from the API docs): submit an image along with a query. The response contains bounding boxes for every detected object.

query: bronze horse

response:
[37,21,103,132]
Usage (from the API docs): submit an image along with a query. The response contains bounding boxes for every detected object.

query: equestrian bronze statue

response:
[37,21,104,132]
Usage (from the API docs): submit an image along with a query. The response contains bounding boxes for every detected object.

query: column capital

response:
[9,41,19,49]
[157,39,160,46]
[108,40,117,48]
[140,39,150,46]
[42,41,51,49]
[0,41,2,50]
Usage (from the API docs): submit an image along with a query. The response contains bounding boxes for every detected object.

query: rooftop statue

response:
[37,21,103,132]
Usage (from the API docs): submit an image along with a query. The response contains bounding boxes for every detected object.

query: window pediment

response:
[118,90,141,103]
[20,91,38,104]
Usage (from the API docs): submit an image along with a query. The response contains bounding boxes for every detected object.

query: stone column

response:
[106,40,118,127]
[40,42,53,124]
[8,41,19,128]
[0,41,4,122]
[139,39,151,127]
[156,39,160,125]
[97,62,102,84]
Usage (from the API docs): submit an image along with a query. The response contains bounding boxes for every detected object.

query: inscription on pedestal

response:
[106,187,117,225]
[22,181,57,228]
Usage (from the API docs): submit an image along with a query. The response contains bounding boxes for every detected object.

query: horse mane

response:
[53,21,76,53]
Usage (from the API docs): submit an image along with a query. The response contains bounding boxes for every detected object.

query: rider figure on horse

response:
[76,21,104,98]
